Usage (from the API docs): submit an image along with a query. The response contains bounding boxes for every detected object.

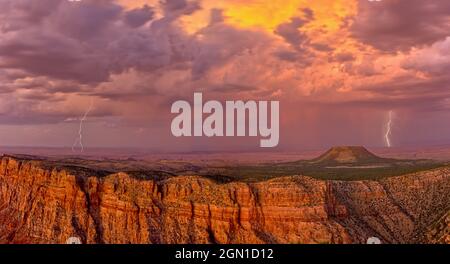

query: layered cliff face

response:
[0,156,448,244]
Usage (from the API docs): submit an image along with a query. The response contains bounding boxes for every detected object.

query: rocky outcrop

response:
[0,156,448,244]
[420,212,450,244]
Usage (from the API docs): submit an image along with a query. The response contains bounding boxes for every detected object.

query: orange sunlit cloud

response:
[0,0,449,150]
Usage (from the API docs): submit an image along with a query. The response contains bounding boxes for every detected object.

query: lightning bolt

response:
[384,110,393,148]
[72,99,94,153]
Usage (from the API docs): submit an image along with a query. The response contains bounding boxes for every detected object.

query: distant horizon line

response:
[1,143,450,155]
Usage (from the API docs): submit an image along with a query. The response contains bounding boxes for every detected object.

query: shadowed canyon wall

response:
[0,157,448,244]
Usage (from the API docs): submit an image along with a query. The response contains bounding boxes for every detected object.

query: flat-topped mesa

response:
[312,146,385,164]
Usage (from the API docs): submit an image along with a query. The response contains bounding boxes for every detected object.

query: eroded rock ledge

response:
[0,156,448,244]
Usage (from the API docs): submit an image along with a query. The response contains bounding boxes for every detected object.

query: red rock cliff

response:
[0,157,448,244]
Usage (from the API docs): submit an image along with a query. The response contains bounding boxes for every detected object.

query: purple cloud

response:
[352,0,450,51]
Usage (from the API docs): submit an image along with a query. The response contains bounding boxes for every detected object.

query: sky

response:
[0,0,449,152]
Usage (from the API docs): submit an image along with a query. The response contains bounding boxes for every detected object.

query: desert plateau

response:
[0,146,448,244]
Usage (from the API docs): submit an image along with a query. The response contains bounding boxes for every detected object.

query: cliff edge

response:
[0,156,448,244]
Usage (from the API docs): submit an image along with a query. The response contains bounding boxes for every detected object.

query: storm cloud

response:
[352,0,450,51]
[0,0,448,150]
